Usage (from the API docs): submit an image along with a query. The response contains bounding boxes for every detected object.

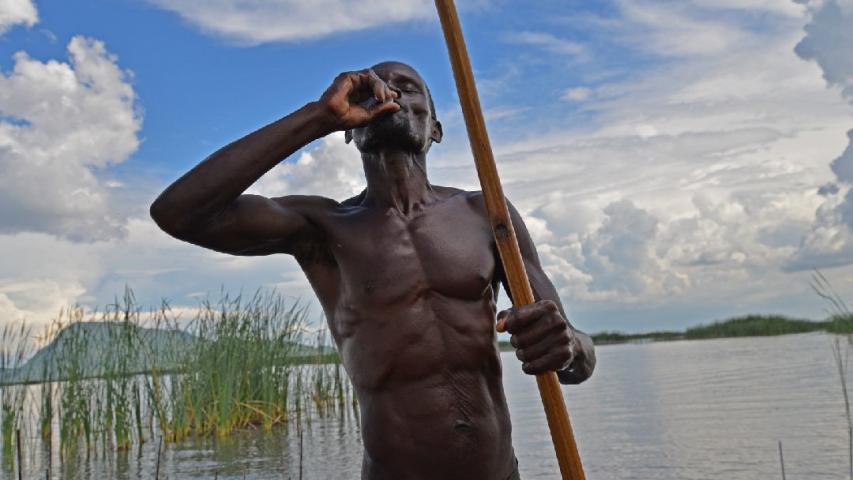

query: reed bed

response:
[0,288,352,472]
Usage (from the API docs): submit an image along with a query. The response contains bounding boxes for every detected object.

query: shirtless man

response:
[150,61,595,480]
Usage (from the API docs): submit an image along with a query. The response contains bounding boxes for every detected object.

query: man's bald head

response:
[347,61,443,154]
[370,61,438,122]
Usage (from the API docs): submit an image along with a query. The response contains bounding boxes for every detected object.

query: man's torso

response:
[291,186,516,479]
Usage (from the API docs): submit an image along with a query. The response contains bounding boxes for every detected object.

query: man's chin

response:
[357,122,422,152]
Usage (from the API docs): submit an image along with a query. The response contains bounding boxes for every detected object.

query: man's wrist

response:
[556,331,596,385]
[302,101,340,138]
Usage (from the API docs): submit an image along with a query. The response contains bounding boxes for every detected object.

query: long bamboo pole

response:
[433,1,586,479]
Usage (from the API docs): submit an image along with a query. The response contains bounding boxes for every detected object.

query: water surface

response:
[9,332,852,479]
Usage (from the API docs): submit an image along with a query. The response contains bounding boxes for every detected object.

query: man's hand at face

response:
[318,68,401,132]
[496,300,576,376]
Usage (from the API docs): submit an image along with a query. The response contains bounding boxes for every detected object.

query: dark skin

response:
[150,61,595,480]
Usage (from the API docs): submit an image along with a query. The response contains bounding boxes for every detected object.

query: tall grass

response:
[0,287,351,467]
[811,270,853,480]
[0,322,31,469]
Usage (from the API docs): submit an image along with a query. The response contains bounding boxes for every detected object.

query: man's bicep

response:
[181,194,321,256]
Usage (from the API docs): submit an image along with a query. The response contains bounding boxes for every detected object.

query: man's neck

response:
[361,149,434,215]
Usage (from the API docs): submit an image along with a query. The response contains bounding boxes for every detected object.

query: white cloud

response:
[690,0,804,16]
[789,0,853,268]
[562,87,592,102]
[794,0,853,99]
[249,132,365,201]
[577,199,684,301]
[504,31,586,58]
[614,0,757,57]
[422,0,853,317]
[7,0,853,332]
[0,132,358,329]
[830,130,853,183]
[145,0,435,44]
[0,216,315,329]
[0,0,37,35]
[0,36,141,241]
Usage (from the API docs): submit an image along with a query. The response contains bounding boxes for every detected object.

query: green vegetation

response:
[685,314,853,340]
[497,313,853,350]
[0,288,352,468]
[499,330,683,350]
[591,330,683,345]
[686,314,825,339]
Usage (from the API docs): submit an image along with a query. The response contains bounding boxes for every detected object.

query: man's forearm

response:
[557,330,596,385]
[150,101,334,233]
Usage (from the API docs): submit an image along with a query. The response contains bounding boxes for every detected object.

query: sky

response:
[1,0,853,334]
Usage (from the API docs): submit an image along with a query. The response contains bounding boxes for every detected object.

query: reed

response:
[0,322,31,469]
[0,287,353,469]
[811,270,853,480]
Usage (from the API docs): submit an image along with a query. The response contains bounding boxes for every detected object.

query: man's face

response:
[349,62,440,153]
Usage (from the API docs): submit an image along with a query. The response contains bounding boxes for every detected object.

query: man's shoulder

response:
[430,185,484,204]
[429,186,495,222]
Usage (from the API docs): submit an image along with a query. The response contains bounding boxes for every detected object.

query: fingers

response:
[497,300,559,333]
[515,332,563,363]
[359,70,398,119]
[522,350,573,376]
[495,300,576,377]
[358,69,396,104]
[367,69,386,103]
[512,319,567,353]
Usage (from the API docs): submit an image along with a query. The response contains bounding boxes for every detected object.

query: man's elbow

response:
[149,195,192,239]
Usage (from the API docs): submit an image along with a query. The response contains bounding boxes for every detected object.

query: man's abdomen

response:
[334,298,516,479]
[357,368,516,480]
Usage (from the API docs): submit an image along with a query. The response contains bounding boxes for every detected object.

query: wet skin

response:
[150,62,595,480]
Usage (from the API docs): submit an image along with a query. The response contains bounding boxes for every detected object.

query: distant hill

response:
[497,314,853,351]
[683,314,853,339]
[0,321,336,385]
[1,322,195,384]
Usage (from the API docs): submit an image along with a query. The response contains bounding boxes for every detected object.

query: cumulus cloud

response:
[6,0,853,331]
[145,0,435,44]
[248,132,365,200]
[0,216,315,329]
[578,200,679,300]
[0,131,358,328]
[830,130,853,183]
[136,0,853,326]
[0,36,141,241]
[789,0,853,269]
[0,0,37,35]
[423,0,850,317]
[795,0,853,99]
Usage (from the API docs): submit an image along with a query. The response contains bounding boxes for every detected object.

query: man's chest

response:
[318,201,498,305]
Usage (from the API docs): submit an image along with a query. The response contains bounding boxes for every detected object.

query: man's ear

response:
[345,130,353,144]
[430,120,443,144]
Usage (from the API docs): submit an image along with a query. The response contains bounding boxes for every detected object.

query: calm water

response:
[8,332,852,479]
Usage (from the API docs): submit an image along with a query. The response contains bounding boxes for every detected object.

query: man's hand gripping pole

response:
[433,1,586,479]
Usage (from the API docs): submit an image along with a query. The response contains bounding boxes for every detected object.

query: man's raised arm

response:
[149,69,400,256]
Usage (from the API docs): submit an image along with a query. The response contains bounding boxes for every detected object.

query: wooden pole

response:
[433,1,586,479]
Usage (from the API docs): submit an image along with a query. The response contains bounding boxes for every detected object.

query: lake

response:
[8,332,852,479]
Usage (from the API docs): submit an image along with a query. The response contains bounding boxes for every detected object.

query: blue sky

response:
[1,0,853,334]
